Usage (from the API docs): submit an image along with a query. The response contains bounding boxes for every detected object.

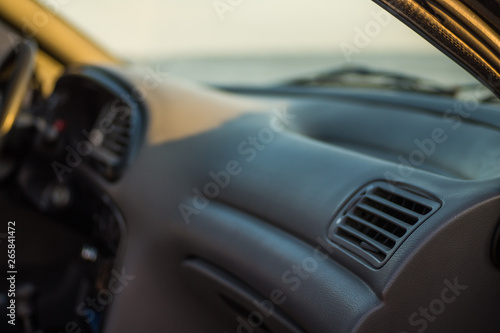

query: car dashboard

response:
[2,62,500,333]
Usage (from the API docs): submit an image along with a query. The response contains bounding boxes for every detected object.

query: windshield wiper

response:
[285,66,458,96]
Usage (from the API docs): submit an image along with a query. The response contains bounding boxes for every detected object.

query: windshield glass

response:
[45,0,476,86]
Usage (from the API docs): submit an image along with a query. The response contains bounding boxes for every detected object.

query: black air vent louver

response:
[100,109,132,159]
[89,101,141,181]
[329,182,440,268]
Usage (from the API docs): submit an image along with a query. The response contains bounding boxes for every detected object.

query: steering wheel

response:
[0,39,36,143]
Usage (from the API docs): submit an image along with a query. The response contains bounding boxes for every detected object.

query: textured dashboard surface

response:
[64,66,500,333]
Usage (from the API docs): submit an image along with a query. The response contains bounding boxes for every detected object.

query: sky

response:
[47,0,440,60]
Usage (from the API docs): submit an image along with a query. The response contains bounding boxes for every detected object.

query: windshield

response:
[45,0,477,86]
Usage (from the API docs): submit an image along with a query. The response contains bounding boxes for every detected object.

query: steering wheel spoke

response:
[0,39,36,141]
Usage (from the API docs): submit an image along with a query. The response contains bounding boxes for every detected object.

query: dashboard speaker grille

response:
[329,182,440,268]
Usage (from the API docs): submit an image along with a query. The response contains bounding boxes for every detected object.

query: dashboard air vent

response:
[100,109,132,160]
[328,182,440,268]
[89,101,141,181]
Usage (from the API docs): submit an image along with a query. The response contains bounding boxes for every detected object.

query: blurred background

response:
[45,0,476,86]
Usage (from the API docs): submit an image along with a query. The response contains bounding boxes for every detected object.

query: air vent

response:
[101,110,132,159]
[328,182,440,268]
[89,101,141,181]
